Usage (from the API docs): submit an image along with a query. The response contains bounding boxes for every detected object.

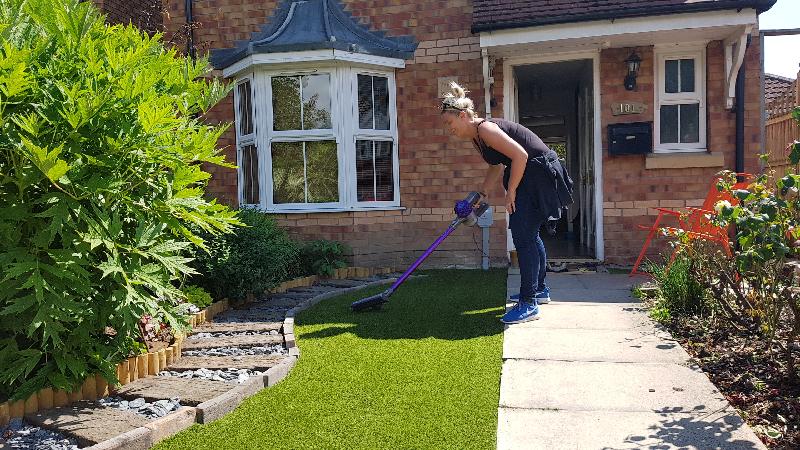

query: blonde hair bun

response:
[441,81,475,116]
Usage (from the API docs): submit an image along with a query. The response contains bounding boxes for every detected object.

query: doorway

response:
[512,59,597,260]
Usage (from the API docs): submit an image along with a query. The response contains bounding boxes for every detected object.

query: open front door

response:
[578,84,596,252]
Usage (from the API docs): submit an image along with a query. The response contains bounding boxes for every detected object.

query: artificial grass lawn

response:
[155,269,506,450]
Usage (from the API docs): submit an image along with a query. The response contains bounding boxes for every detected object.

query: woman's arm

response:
[477,122,528,213]
[481,164,504,200]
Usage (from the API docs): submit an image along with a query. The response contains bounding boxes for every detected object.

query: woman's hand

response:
[505,189,516,214]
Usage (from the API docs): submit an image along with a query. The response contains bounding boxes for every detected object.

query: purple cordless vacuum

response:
[351,192,489,312]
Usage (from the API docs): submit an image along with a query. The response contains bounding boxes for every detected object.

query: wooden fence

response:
[765,72,799,176]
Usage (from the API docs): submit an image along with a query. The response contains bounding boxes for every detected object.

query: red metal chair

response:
[630,173,753,277]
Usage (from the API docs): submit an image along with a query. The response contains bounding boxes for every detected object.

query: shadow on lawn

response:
[297,269,508,341]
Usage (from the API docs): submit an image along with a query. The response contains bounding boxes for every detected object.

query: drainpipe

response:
[186,0,196,61]
[735,36,752,176]
[481,48,493,270]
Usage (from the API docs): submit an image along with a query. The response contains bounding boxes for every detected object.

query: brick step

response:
[25,400,147,447]
[113,377,232,407]
[181,334,283,350]
[191,321,282,334]
[166,355,289,371]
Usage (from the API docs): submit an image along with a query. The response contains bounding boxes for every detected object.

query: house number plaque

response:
[612,102,647,116]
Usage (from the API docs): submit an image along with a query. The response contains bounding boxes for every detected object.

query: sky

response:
[761,0,800,79]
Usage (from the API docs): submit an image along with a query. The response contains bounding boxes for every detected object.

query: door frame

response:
[502,51,604,261]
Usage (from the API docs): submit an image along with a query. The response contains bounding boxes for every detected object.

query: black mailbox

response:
[608,122,652,155]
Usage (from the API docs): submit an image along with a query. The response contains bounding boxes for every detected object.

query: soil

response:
[145,340,171,353]
[663,316,800,449]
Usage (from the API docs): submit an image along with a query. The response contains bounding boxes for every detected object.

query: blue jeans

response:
[509,190,548,300]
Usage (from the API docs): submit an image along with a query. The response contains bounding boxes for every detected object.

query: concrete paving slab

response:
[181,334,283,350]
[509,272,641,290]
[497,407,766,450]
[166,355,288,371]
[539,288,637,303]
[503,326,687,364]
[191,322,282,334]
[498,272,764,449]
[113,377,232,407]
[500,359,728,413]
[24,400,147,447]
[511,303,653,331]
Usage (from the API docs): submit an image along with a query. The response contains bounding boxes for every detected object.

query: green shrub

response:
[192,209,299,301]
[0,0,238,401]
[298,239,349,277]
[649,253,709,317]
[182,285,212,309]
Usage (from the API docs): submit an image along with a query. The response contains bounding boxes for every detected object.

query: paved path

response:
[497,271,766,450]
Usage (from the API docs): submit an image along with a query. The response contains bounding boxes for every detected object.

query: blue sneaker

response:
[510,288,550,304]
[501,300,540,324]
[535,287,551,304]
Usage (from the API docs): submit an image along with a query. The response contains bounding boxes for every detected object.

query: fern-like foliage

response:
[0,0,239,401]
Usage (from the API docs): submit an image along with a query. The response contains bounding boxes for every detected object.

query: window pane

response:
[306,140,338,203]
[302,74,331,130]
[679,103,700,143]
[271,141,305,203]
[241,144,259,204]
[374,141,394,201]
[356,140,374,201]
[660,105,679,144]
[356,140,394,202]
[665,60,679,93]
[272,77,301,131]
[358,75,374,129]
[680,59,695,93]
[374,77,390,130]
[237,81,253,136]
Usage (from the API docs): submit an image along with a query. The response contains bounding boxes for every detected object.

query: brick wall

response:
[92,0,163,33]
[160,0,507,269]
[600,36,764,264]
[159,0,765,267]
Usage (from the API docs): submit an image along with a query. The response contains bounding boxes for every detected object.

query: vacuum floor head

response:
[351,292,388,312]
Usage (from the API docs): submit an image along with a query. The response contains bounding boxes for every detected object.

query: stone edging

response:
[0,266,396,449]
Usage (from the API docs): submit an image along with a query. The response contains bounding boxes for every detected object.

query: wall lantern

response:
[624,51,642,91]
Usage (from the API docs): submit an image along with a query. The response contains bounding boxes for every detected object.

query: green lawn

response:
[155,269,506,450]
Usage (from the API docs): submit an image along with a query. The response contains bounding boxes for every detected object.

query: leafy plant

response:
[298,239,349,277]
[181,285,212,309]
[665,169,800,381]
[0,0,238,400]
[648,253,709,318]
[191,208,299,301]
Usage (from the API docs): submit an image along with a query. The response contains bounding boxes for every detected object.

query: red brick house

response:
[159,0,776,268]
[92,0,163,33]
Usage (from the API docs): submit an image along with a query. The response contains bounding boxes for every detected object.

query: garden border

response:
[0,266,397,449]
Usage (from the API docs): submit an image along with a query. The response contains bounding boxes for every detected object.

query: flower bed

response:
[0,266,392,426]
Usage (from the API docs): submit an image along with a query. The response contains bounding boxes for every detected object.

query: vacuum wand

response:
[351,192,489,312]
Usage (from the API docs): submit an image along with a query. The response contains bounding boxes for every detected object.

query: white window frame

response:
[234,63,401,213]
[349,70,400,208]
[263,68,343,211]
[654,43,707,153]
[233,75,260,206]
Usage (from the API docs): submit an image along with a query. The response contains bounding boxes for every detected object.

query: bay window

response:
[234,66,399,211]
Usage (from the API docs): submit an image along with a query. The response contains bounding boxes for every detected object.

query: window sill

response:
[645,151,724,169]
[263,205,407,214]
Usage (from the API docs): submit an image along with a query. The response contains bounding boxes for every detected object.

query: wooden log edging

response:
[0,298,230,426]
